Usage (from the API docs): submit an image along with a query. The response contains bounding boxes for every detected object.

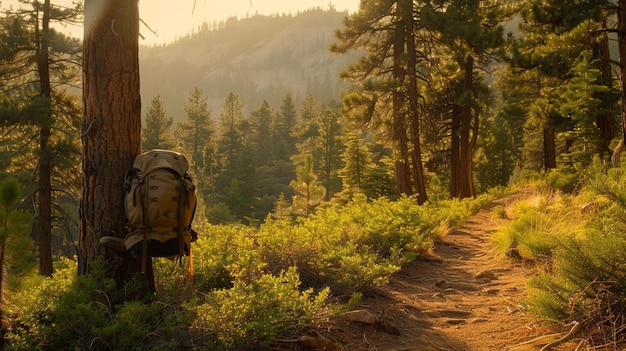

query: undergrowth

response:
[492,163,626,348]
[3,192,494,350]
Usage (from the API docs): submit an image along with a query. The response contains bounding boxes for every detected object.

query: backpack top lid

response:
[133,149,189,176]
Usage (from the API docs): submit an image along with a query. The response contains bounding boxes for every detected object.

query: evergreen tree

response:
[290,155,325,218]
[339,130,371,200]
[491,65,537,173]
[273,93,298,161]
[559,50,610,166]
[177,87,213,176]
[332,0,428,203]
[0,0,82,275]
[510,0,616,170]
[248,100,284,218]
[421,0,507,199]
[293,94,322,169]
[142,94,174,151]
[0,177,33,341]
[80,0,152,289]
[248,100,274,167]
[317,103,343,199]
[474,111,516,191]
[214,92,256,222]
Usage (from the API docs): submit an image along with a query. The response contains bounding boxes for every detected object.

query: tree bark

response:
[402,0,428,205]
[451,55,476,199]
[79,0,153,289]
[543,125,557,171]
[459,54,475,199]
[36,0,53,277]
[392,3,413,197]
[450,104,461,197]
[615,0,626,167]
[593,22,615,161]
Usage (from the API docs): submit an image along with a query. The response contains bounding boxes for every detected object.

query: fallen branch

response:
[540,321,581,351]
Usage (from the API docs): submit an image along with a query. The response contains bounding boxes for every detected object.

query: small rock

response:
[475,270,497,280]
[447,318,466,325]
[483,287,499,294]
[436,307,473,317]
[336,309,377,324]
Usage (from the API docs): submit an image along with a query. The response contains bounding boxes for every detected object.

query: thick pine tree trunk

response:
[616,0,626,167]
[79,0,153,290]
[593,24,615,160]
[402,0,427,205]
[36,0,53,277]
[449,105,461,198]
[392,13,413,197]
[451,55,476,199]
[458,54,475,199]
[543,125,557,171]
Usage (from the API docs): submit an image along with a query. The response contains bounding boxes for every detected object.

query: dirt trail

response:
[321,190,563,351]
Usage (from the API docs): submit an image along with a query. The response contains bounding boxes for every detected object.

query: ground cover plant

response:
[491,163,626,348]
[3,192,494,350]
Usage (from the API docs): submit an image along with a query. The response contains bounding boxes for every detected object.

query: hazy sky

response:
[141,1,360,44]
[1,0,361,44]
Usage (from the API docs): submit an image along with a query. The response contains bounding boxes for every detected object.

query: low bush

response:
[4,192,494,350]
[502,164,626,348]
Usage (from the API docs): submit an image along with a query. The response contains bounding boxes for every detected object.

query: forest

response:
[2,0,626,349]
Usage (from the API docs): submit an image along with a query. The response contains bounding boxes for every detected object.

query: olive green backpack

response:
[102,149,198,273]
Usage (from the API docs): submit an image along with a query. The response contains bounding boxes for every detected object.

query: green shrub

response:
[5,188,500,350]
[5,259,117,350]
[523,165,626,346]
[492,205,560,261]
[192,267,329,349]
[541,168,581,194]
[5,259,184,351]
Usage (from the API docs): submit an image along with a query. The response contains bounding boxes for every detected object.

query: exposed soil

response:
[300,190,579,351]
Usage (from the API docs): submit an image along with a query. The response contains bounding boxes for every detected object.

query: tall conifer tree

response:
[142,94,174,151]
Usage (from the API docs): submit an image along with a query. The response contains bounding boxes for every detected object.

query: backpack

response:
[123,149,197,272]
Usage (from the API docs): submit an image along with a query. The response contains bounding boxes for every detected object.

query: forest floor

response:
[302,189,581,351]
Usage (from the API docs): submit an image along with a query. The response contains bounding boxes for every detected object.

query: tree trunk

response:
[450,54,476,199]
[36,0,53,277]
[402,0,427,205]
[449,105,461,198]
[543,125,557,171]
[458,54,475,199]
[593,22,615,161]
[615,0,626,167]
[79,0,153,290]
[392,5,413,196]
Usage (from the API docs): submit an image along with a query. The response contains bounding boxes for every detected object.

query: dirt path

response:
[321,190,557,351]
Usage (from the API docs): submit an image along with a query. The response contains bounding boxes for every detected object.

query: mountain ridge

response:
[139,8,359,122]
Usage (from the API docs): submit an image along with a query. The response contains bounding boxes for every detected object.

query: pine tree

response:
[559,50,610,166]
[142,94,174,151]
[0,178,33,341]
[317,104,343,199]
[421,0,508,199]
[510,0,616,169]
[0,0,82,276]
[332,0,428,203]
[290,155,325,218]
[214,92,256,222]
[273,93,298,161]
[177,87,214,176]
[339,131,371,200]
[80,0,152,289]
[291,96,344,202]
[248,100,274,167]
